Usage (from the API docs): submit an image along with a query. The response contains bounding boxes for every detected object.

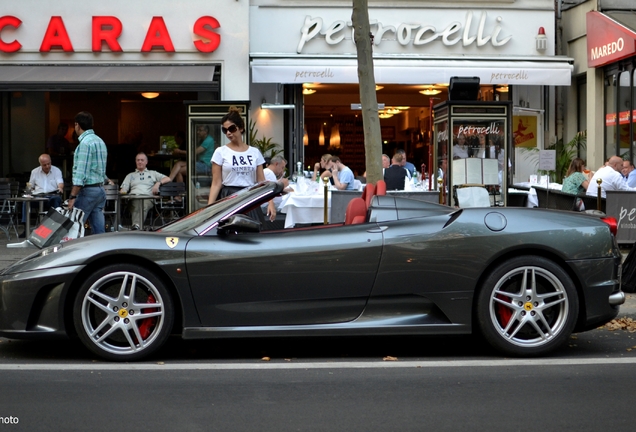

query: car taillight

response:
[601,216,618,236]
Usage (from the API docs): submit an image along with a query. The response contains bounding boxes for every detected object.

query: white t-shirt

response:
[211,145,265,187]
[263,167,277,182]
[30,165,63,194]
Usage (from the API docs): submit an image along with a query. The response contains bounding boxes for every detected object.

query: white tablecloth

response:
[280,192,331,228]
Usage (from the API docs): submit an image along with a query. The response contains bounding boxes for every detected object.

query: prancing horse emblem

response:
[166,237,179,249]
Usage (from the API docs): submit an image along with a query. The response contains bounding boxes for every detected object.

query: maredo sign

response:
[587,11,636,68]
[0,15,221,53]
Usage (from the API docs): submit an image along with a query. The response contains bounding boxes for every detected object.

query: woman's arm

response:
[208,163,223,204]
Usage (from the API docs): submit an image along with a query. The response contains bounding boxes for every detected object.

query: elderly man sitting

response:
[19,154,65,237]
[120,152,171,229]
[586,155,636,198]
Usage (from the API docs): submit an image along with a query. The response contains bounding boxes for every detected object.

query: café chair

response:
[102,184,120,232]
[375,180,386,196]
[0,183,19,239]
[154,182,186,227]
[455,186,491,208]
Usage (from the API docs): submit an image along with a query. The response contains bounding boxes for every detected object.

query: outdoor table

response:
[120,194,158,230]
[9,196,49,235]
[279,191,331,228]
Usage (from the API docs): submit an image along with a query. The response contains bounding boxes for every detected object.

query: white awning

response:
[251,58,573,86]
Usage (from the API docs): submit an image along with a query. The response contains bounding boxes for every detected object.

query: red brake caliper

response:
[138,294,157,340]
[496,294,513,328]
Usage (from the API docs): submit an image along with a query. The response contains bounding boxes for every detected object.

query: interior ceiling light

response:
[379,113,394,119]
[419,87,442,96]
[436,83,450,87]
[302,88,316,95]
[376,85,384,91]
[141,92,160,99]
[496,85,509,93]
[385,108,401,115]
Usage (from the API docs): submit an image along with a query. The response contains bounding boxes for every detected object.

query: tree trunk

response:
[352,0,383,184]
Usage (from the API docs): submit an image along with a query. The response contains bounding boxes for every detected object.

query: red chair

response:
[344,198,367,225]
[364,183,375,208]
[375,180,386,196]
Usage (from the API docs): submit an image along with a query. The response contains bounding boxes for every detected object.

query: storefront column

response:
[587,67,605,169]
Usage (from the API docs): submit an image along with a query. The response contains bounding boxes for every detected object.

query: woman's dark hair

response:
[74,111,94,131]
[566,157,586,177]
[221,106,245,131]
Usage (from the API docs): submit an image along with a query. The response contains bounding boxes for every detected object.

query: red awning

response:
[587,11,636,68]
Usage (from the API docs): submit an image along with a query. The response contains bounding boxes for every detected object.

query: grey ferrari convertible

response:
[0,181,625,361]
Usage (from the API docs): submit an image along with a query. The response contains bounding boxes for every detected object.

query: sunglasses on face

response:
[221,124,239,134]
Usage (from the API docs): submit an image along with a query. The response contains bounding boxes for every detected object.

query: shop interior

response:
[302,83,510,176]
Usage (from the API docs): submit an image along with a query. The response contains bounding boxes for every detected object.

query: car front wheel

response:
[73,264,174,361]
[476,256,578,357]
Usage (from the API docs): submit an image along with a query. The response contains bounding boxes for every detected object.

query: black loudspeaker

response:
[449,76,480,101]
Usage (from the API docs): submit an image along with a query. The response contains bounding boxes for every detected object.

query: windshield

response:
[158,182,277,233]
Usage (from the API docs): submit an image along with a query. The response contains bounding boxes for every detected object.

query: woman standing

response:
[562,158,590,195]
[208,107,276,221]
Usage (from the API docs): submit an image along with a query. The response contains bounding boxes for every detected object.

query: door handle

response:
[367,226,388,233]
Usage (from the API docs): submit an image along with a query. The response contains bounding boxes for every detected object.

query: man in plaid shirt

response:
[68,111,108,235]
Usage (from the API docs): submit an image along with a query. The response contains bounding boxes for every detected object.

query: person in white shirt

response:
[586,156,636,198]
[453,134,470,159]
[263,155,290,209]
[622,160,636,188]
[208,106,276,222]
[22,154,64,227]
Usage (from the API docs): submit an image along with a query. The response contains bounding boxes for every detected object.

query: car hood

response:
[1,231,193,275]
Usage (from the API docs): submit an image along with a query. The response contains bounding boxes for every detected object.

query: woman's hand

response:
[267,201,277,222]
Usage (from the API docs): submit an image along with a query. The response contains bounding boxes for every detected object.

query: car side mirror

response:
[218,214,261,235]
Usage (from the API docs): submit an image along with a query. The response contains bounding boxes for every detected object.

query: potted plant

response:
[248,119,283,159]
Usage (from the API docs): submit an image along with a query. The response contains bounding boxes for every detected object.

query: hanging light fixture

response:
[330,124,341,148]
[496,85,509,93]
[419,87,441,96]
[303,126,309,146]
[141,92,160,99]
[375,85,384,91]
[319,124,325,146]
[303,88,316,95]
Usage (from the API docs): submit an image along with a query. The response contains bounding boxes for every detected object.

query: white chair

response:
[456,186,491,208]
[352,179,363,191]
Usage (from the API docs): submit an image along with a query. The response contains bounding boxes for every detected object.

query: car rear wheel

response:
[73,264,174,361]
[476,256,578,357]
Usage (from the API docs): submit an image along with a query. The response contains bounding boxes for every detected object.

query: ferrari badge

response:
[166,237,179,249]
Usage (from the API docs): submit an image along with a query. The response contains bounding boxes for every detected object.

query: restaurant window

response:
[618,70,633,160]
[576,75,587,162]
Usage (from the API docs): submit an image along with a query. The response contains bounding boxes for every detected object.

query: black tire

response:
[476,256,578,357]
[73,263,174,361]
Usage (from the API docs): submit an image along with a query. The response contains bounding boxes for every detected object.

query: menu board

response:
[452,158,499,185]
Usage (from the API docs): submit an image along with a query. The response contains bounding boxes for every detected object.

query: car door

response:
[185,224,383,327]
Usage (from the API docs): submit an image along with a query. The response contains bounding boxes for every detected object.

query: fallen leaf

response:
[261,356,271,361]
[383,356,398,361]
[284,358,291,362]
[157,362,165,365]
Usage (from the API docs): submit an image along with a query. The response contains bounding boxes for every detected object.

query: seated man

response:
[321,156,356,191]
[120,152,171,229]
[21,154,64,236]
[586,155,636,198]
[384,153,407,191]
[263,155,291,209]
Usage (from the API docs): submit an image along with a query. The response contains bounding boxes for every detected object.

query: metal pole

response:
[323,176,329,224]
[596,178,603,211]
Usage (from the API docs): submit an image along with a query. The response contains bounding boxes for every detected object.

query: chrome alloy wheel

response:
[80,271,166,356]
[489,266,570,348]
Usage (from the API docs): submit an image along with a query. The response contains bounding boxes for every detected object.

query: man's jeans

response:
[75,186,106,235]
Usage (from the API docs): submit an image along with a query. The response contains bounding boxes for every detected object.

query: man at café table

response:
[586,155,636,198]
[321,156,356,190]
[19,154,64,237]
[120,152,171,229]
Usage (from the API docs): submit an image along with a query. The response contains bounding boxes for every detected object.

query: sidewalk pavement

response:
[1,236,635,319]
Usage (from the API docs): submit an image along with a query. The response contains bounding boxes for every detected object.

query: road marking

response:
[1,357,636,370]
